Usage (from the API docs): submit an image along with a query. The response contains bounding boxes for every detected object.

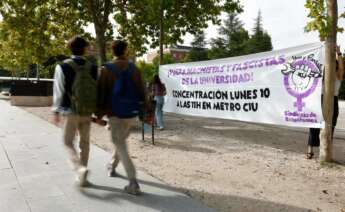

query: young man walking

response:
[96,40,147,195]
[52,36,98,186]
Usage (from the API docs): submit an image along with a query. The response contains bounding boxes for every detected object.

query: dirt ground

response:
[21,106,345,212]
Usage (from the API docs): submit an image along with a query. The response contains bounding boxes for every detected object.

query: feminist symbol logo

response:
[281,55,322,111]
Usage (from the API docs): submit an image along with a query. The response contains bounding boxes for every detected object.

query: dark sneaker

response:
[124,181,141,195]
[108,169,118,177]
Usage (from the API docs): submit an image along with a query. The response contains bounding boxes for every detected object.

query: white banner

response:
[159,43,325,128]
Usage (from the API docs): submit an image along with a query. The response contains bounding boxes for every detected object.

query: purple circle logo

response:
[281,55,322,111]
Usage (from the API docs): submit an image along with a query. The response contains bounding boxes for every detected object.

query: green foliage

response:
[208,11,272,59]
[305,0,329,40]
[208,38,228,59]
[137,53,174,83]
[186,49,209,62]
[320,160,342,168]
[245,11,273,54]
[0,67,10,77]
[136,60,155,83]
[191,31,207,49]
[85,0,114,63]
[58,0,115,63]
[341,11,345,18]
[208,12,250,59]
[137,53,175,83]
[305,0,344,40]
[41,63,57,79]
[245,32,273,54]
[153,53,175,71]
[0,0,243,75]
[114,0,242,56]
[0,0,87,76]
[185,31,209,62]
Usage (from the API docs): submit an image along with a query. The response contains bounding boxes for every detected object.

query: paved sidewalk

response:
[0,100,213,212]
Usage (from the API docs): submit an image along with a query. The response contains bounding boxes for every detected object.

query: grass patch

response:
[320,160,343,169]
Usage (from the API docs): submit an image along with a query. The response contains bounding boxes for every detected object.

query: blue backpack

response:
[104,62,141,118]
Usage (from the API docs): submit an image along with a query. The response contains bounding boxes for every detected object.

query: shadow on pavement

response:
[80,183,212,212]
[107,173,184,194]
[188,189,317,212]
[81,183,316,212]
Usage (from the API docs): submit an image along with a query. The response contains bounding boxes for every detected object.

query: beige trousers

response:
[63,115,91,170]
[109,117,137,180]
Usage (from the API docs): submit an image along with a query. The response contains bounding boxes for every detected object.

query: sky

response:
[187,0,345,51]
[86,1,345,53]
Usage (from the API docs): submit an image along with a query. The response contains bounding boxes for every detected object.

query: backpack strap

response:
[103,63,118,77]
[127,62,135,76]
[64,58,91,73]
[103,62,135,77]
[63,58,92,100]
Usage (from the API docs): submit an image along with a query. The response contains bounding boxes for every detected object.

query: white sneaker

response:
[76,167,90,187]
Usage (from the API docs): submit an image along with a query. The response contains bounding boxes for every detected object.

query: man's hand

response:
[97,118,107,126]
[92,116,107,126]
[95,118,103,125]
[53,113,61,125]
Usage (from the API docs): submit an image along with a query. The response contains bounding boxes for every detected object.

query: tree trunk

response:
[159,0,164,65]
[320,0,338,162]
[87,0,112,64]
[94,25,107,64]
